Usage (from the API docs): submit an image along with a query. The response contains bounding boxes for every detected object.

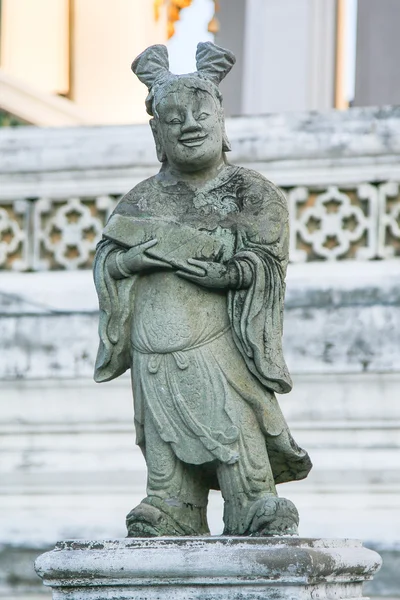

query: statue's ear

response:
[150,119,167,163]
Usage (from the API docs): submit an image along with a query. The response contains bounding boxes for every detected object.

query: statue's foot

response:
[126,496,210,537]
[223,495,299,537]
[245,496,299,536]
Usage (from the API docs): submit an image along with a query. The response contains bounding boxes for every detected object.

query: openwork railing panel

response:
[1,108,399,271]
[0,183,399,271]
[0,196,118,271]
[289,182,400,262]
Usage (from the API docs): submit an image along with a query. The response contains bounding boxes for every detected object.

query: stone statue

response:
[93,42,312,538]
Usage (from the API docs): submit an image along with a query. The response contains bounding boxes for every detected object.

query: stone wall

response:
[0,107,399,598]
[1,107,400,271]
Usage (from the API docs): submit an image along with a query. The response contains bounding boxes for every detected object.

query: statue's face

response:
[154,85,224,172]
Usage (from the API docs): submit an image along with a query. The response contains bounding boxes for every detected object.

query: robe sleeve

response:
[93,239,137,383]
[228,183,292,395]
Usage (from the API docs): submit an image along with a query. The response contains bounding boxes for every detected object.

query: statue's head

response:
[132,42,235,173]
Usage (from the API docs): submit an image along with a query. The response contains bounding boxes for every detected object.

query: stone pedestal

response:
[35,537,381,599]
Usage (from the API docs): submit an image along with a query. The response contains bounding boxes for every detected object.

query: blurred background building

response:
[0,1,399,599]
[1,0,400,125]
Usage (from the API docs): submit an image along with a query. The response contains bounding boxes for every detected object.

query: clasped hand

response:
[119,240,236,289]
[175,258,237,289]
[120,239,173,273]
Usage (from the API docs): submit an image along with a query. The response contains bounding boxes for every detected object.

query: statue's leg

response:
[217,400,299,537]
[126,412,210,537]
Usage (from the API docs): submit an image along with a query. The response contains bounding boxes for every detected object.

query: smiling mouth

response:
[179,135,207,147]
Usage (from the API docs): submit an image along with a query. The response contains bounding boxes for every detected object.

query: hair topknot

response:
[131,42,236,116]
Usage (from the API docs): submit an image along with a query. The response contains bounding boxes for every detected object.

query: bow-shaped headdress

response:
[131,42,235,116]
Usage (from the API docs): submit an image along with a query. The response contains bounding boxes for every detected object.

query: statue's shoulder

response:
[234,166,288,211]
[113,176,158,216]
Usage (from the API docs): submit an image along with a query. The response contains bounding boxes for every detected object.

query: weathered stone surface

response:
[1,108,399,272]
[34,537,382,599]
[92,42,312,538]
[1,107,400,187]
[1,259,399,380]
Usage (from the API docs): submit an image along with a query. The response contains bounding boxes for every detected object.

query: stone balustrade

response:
[0,106,399,271]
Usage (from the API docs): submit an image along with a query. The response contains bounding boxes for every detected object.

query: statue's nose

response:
[181,112,201,132]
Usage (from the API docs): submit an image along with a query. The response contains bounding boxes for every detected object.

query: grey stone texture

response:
[1,106,399,202]
[34,537,382,599]
[1,260,399,380]
[93,42,311,538]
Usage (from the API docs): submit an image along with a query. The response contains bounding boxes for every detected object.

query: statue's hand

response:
[121,239,174,274]
[176,258,239,289]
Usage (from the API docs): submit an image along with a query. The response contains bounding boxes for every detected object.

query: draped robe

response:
[94,165,312,485]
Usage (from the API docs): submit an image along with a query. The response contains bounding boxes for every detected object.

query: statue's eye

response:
[198,113,209,121]
[169,118,182,124]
